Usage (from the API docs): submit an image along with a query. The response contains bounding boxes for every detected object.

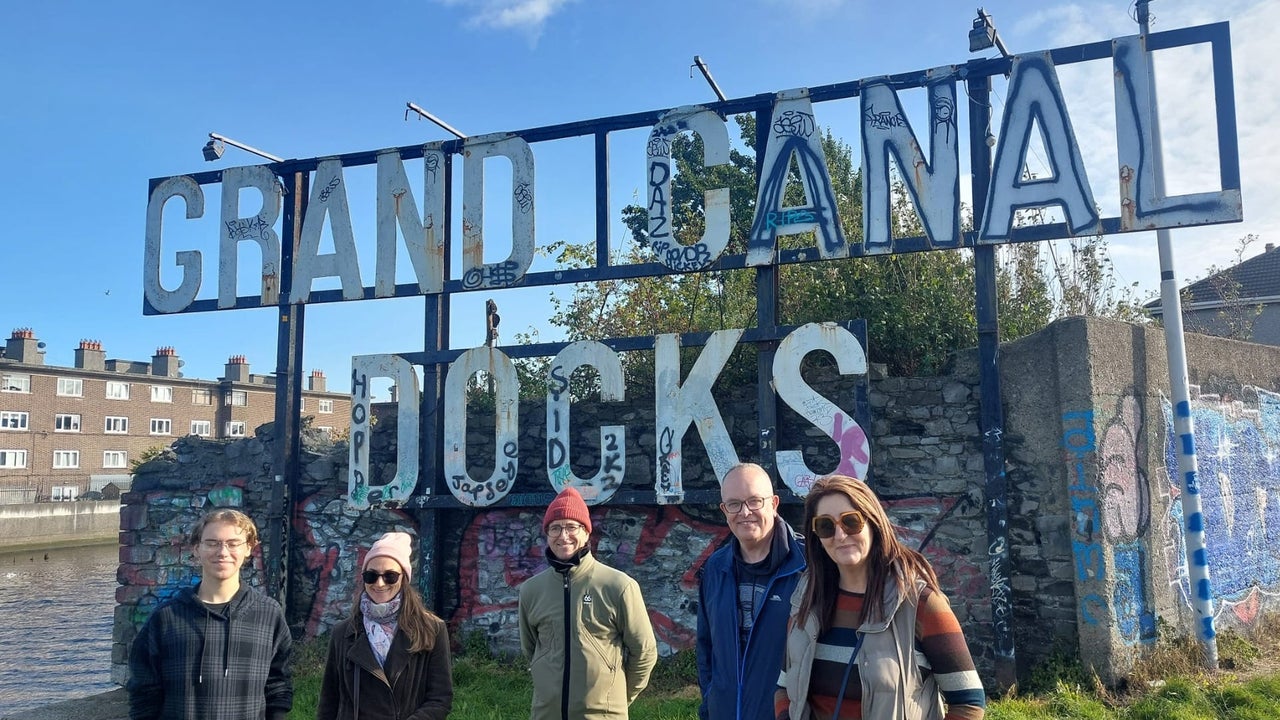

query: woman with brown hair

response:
[775,475,985,720]
[318,532,453,720]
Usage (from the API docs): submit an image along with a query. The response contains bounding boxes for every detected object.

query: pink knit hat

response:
[364,532,413,583]
[543,487,592,534]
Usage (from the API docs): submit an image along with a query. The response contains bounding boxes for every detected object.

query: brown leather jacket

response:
[317,614,453,720]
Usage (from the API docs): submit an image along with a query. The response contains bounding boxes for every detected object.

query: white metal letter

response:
[647,106,731,272]
[861,69,961,254]
[143,176,204,314]
[444,346,519,506]
[546,341,626,504]
[981,53,1100,243]
[293,159,363,302]
[375,147,446,297]
[747,89,848,265]
[654,330,743,504]
[218,165,282,309]
[348,354,420,509]
[461,133,535,289]
[773,323,870,497]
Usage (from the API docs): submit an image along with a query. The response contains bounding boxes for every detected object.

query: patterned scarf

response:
[360,592,401,667]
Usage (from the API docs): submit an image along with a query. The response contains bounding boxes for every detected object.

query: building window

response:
[56,378,83,397]
[150,385,173,403]
[105,416,129,434]
[51,485,78,501]
[106,381,130,400]
[103,450,128,469]
[224,390,248,407]
[53,450,79,469]
[0,411,29,431]
[191,420,212,437]
[226,421,247,437]
[2,373,31,393]
[299,398,306,411]
[318,399,334,414]
[54,414,81,432]
[0,450,27,468]
[150,418,172,435]
[192,388,213,406]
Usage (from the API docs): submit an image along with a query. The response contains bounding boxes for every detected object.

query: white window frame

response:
[299,398,306,411]
[51,485,78,501]
[0,449,27,468]
[54,413,81,432]
[150,385,173,403]
[106,381,130,400]
[53,450,80,469]
[224,389,248,407]
[149,418,172,435]
[190,420,212,437]
[102,450,128,469]
[191,388,213,406]
[104,416,129,434]
[318,399,334,414]
[226,421,247,437]
[56,378,83,397]
[0,411,29,431]
[1,373,31,393]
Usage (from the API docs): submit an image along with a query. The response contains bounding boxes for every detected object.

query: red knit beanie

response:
[543,487,592,534]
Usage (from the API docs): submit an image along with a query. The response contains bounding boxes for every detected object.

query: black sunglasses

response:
[812,510,867,539]
[362,570,402,585]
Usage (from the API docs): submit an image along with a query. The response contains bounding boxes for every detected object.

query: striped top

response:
[774,588,985,720]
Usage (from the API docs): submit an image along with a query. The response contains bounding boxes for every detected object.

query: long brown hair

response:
[796,475,940,634]
[352,562,441,653]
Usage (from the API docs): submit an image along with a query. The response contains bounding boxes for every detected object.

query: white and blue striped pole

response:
[1137,0,1218,668]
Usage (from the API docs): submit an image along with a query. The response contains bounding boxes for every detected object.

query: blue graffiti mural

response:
[1162,389,1280,624]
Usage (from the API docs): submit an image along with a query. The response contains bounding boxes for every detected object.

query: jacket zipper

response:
[561,571,571,720]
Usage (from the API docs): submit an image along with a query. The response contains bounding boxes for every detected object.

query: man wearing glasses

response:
[518,486,657,719]
[128,509,293,720]
[697,463,805,719]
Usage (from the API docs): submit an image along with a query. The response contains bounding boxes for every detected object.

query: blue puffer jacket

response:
[696,518,805,720]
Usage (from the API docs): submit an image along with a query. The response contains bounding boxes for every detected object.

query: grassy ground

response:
[288,613,1280,720]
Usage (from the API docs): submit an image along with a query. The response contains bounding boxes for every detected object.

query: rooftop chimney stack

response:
[223,355,250,383]
[6,328,44,365]
[308,369,327,393]
[74,339,106,371]
[151,346,181,378]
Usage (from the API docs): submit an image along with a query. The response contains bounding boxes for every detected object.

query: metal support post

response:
[1137,0,1218,668]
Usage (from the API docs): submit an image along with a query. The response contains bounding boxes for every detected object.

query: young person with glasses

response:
[318,532,453,720]
[518,486,658,719]
[697,462,806,719]
[127,509,293,720]
[776,476,985,720]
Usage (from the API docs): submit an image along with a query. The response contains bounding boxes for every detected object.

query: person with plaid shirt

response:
[128,509,292,720]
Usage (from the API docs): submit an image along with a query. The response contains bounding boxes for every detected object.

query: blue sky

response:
[2,0,1276,397]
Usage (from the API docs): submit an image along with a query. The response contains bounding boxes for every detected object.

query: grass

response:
[289,615,1280,720]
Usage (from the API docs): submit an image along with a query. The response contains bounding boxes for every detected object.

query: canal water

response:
[0,542,117,714]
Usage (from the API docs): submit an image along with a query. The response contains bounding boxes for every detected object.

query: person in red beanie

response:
[518,486,658,720]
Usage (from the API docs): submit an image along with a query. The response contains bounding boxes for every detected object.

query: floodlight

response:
[202,139,225,162]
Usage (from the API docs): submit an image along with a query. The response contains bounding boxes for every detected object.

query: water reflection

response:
[0,543,117,714]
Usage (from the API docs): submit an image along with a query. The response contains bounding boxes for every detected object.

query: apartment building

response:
[0,328,351,502]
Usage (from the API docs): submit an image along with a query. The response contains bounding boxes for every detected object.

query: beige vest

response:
[783,575,944,720]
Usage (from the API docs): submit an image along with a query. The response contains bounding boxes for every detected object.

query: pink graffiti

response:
[1100,396,1148,543]
[833,413,870,477]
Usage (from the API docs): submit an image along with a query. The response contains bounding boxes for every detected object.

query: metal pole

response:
[1136,0,1218,668]
[209,133,284,163]
[967,69,1017,690]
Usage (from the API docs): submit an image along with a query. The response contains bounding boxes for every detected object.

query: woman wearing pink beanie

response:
[318,532,453,720]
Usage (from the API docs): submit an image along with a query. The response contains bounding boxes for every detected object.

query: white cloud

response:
[433,0,577,41]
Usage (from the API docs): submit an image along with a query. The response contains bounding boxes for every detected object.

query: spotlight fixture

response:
[202,139,225,162]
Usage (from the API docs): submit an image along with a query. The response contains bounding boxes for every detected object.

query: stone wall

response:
[0,500,119,549]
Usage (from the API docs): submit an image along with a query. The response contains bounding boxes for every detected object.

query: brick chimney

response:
[151,346,181,378]
[6,328,44,365]
[308,369,327,392]
[74,339,106,371]
[223,355,250,383]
